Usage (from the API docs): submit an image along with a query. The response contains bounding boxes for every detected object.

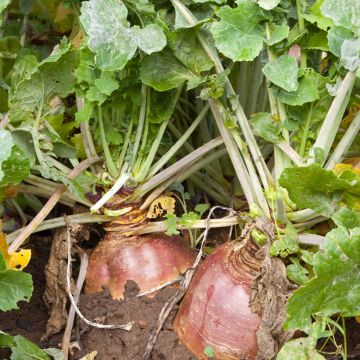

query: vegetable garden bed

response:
[0,0,360,359]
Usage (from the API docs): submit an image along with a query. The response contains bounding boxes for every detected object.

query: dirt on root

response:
[74,281,196,360]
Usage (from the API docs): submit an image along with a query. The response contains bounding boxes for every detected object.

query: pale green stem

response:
[98,106,118,178]
[325,112,360,169]
[130,137,224,201]
[130,84,147,170]
[7,213,110,243]
[147,104,209,179]
[8,157,101,252]
[176,148,227,184]
[167,121,229,188]
[238,62,249,106]
[277,142,305,166]
[90,173,131,213]
[299,104,314,157]
[231,130,271,217]
[307,71,356,165]
[171,0,273,190]
[296,0,307,68]
[134,119,169,182]
[77,97,99,174]
[209,99,257,207]
[245,55,262,116]
[117,119,133,171]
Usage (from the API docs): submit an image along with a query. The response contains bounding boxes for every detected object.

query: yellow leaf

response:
[147,196,175,219]
[0,226,31,271]
[356,316,360,323]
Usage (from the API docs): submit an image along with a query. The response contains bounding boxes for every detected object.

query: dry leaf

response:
[147,196,175,219]
[43,223,89,339]
[0,225,31,270]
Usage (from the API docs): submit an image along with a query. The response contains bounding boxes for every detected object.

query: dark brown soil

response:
[74,281,196,360]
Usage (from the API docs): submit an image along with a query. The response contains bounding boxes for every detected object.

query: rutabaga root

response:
[65,219,134,331]
[143,206,238,360]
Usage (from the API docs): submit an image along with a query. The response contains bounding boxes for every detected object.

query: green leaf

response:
[273,69,320,106]
[9,41,79,124]
[180,212,201,228]
[327,26,355,57]
[270,224,299,258]
[340,39,360,71]
[80,0,166,71]
[168,29,214,75]
[287,258,309,285]
[303,0,334,31]
[332,208,360,229]
[0,145,31,187]
[0,331,15,348]
[285,226,360,330]
[0,129,14,181]
[124,0,154,13]
[10,335,50,360]
[195,203,209,216]
[148,89,178,123]
[0,0,11,24]
[277,337,325,360]
[94,71,119,96]
[321,0,360,36]
[140,50,199,91]
[303,31,329,51]
[251,112,282,143]
[165,213,180,235]
[210,1,265,62]
[279,164,351,217]
[262,55,299,92]
[265,23,289,46]
[257,0,280,11]
[0,269,33,311]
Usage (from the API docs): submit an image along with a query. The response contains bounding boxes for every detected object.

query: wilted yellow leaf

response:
[356,316,360,323]
[147,196,175,219]
[0,226,31,270]
[79,351,97,360]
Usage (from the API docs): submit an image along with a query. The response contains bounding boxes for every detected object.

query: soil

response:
[74,282,196,360]
[1,233,360,360]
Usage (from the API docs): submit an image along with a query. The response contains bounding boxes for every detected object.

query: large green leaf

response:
[303,0,334,31]
[0,269,33,311]
[257,0,280,10]
[251,112,282,143]
[265,23,289,46]
[11,336,51,360]
[80,0,166,71]
[9,41,79,124]
[0,129,13,181]
[285,226,360,330]
[0,332,51,360]
[0,145,31,187]
[140,50,200,91]
[262,55,299,92]
[339,38,360,71]
[0,0,11,24]
[210,1,265,62]
[167,29,214,75]
[279,164,354,217]
[321,0,360,36]
[328,26,355,57]
[273,69,320,106]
